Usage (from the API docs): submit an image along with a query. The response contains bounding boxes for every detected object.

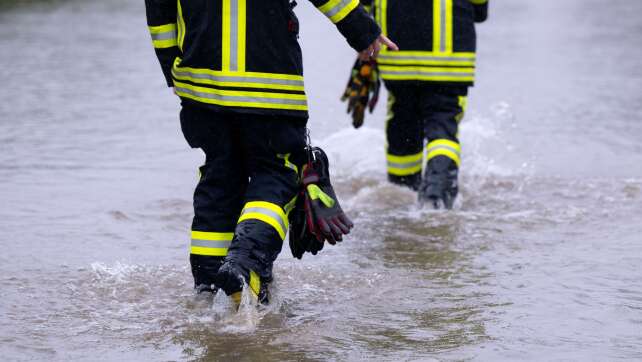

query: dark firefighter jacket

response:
[362,0,488,86]
[145,0,380,118]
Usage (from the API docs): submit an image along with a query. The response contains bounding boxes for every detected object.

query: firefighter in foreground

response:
[343,0,489,209]
[145,0,396,302]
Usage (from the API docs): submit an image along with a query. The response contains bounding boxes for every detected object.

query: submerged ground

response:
[1,0,641,360]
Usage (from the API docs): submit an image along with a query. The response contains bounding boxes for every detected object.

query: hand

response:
[359,34,398,61]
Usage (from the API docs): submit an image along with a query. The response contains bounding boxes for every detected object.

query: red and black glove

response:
[288,147,354,259]
[341,59,381,129]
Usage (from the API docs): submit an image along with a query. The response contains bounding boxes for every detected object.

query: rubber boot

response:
[418,156,458,209]
[191,255,224,294]
[215,261,270,305]
[388,173,422,191]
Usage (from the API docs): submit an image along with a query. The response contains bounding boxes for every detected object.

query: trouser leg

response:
[385,84,423,190]
[215,115,307,303]
[179,104,247,292]
[419,86,468,208]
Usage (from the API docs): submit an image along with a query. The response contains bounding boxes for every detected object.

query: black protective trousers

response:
[179,103,307,290]
[385,83,468,189]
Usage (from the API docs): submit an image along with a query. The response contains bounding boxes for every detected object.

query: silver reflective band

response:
[323,0,354,18]
[427,145,460,156]
[151,31,177,41]
[378,55,476,63]
[380,70,474,78]
[387,160,423,169]
[172,69,305,87]
[175,86,308,106]
[229,0,239,71]
[241,207,288,232]
[191,239,232,249]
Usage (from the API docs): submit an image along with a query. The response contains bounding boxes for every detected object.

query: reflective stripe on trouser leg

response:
[386,151,423,176]
[190,231,234,256]
[426,139,461,167]
[237,201,289,240]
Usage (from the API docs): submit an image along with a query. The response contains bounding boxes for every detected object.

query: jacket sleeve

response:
[308,0,381,52]
[469,0,489,23]
[145,0,181,87]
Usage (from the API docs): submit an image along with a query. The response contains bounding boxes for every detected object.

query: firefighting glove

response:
[288,195,325,259]
[341,59,381,129]
[301,147,354,244]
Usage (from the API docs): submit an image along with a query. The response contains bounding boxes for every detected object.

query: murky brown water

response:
[1,0,641,360]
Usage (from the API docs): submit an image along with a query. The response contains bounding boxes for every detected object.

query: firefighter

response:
[343,0,489,209]
[145,0,396,302]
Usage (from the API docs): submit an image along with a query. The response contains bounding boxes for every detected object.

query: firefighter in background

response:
[343,0,489,209]
[145,0,396,301]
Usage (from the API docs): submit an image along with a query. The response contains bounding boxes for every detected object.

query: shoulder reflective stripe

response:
[238,201,288,240]
[426,139,461,166]
[174,81,308,111]
[149,24,178,49]
[387,152,423,176]
[318,0,360,23]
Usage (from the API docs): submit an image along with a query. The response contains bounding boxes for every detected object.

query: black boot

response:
[388,173,422,191]
[418,156,459,209]
[191,255,224,294]
[215,261,270,305]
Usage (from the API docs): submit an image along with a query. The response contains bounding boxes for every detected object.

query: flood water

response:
[1,0,641,360]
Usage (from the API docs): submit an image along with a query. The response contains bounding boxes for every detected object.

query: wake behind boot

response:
[418,156,459,209]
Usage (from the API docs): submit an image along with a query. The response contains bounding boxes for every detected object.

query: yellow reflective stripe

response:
[148,24,176,35]
[469,0,487,4]
[237,0,246,72]
[249,270,261,297]
[284,195,298,216]
[426,139,461,166]
[427,149,460,166]
[222,0,231,71]
[190,231,233,256]
[379,65,475,81]
[318,0,359,23]
[149,24,178,49]
[378,55,475,66]
[433,0,441,52]
[377,0,388,47]
[386,152,423,164]
[190,245,228,256]
[387,152,423,176]
[172,59,306,91]
[174,81,308,111]
[238,201,288,240]
[455,96,467,122]
[277,153,299,175]
[445,0,453,53]
[177,0,186,51]
[191,231,234,240]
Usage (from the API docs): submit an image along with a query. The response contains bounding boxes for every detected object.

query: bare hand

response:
[359,34,399,61]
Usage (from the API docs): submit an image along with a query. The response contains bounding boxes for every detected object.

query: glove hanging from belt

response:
[289,146,354,259]
[341,59,381,129]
